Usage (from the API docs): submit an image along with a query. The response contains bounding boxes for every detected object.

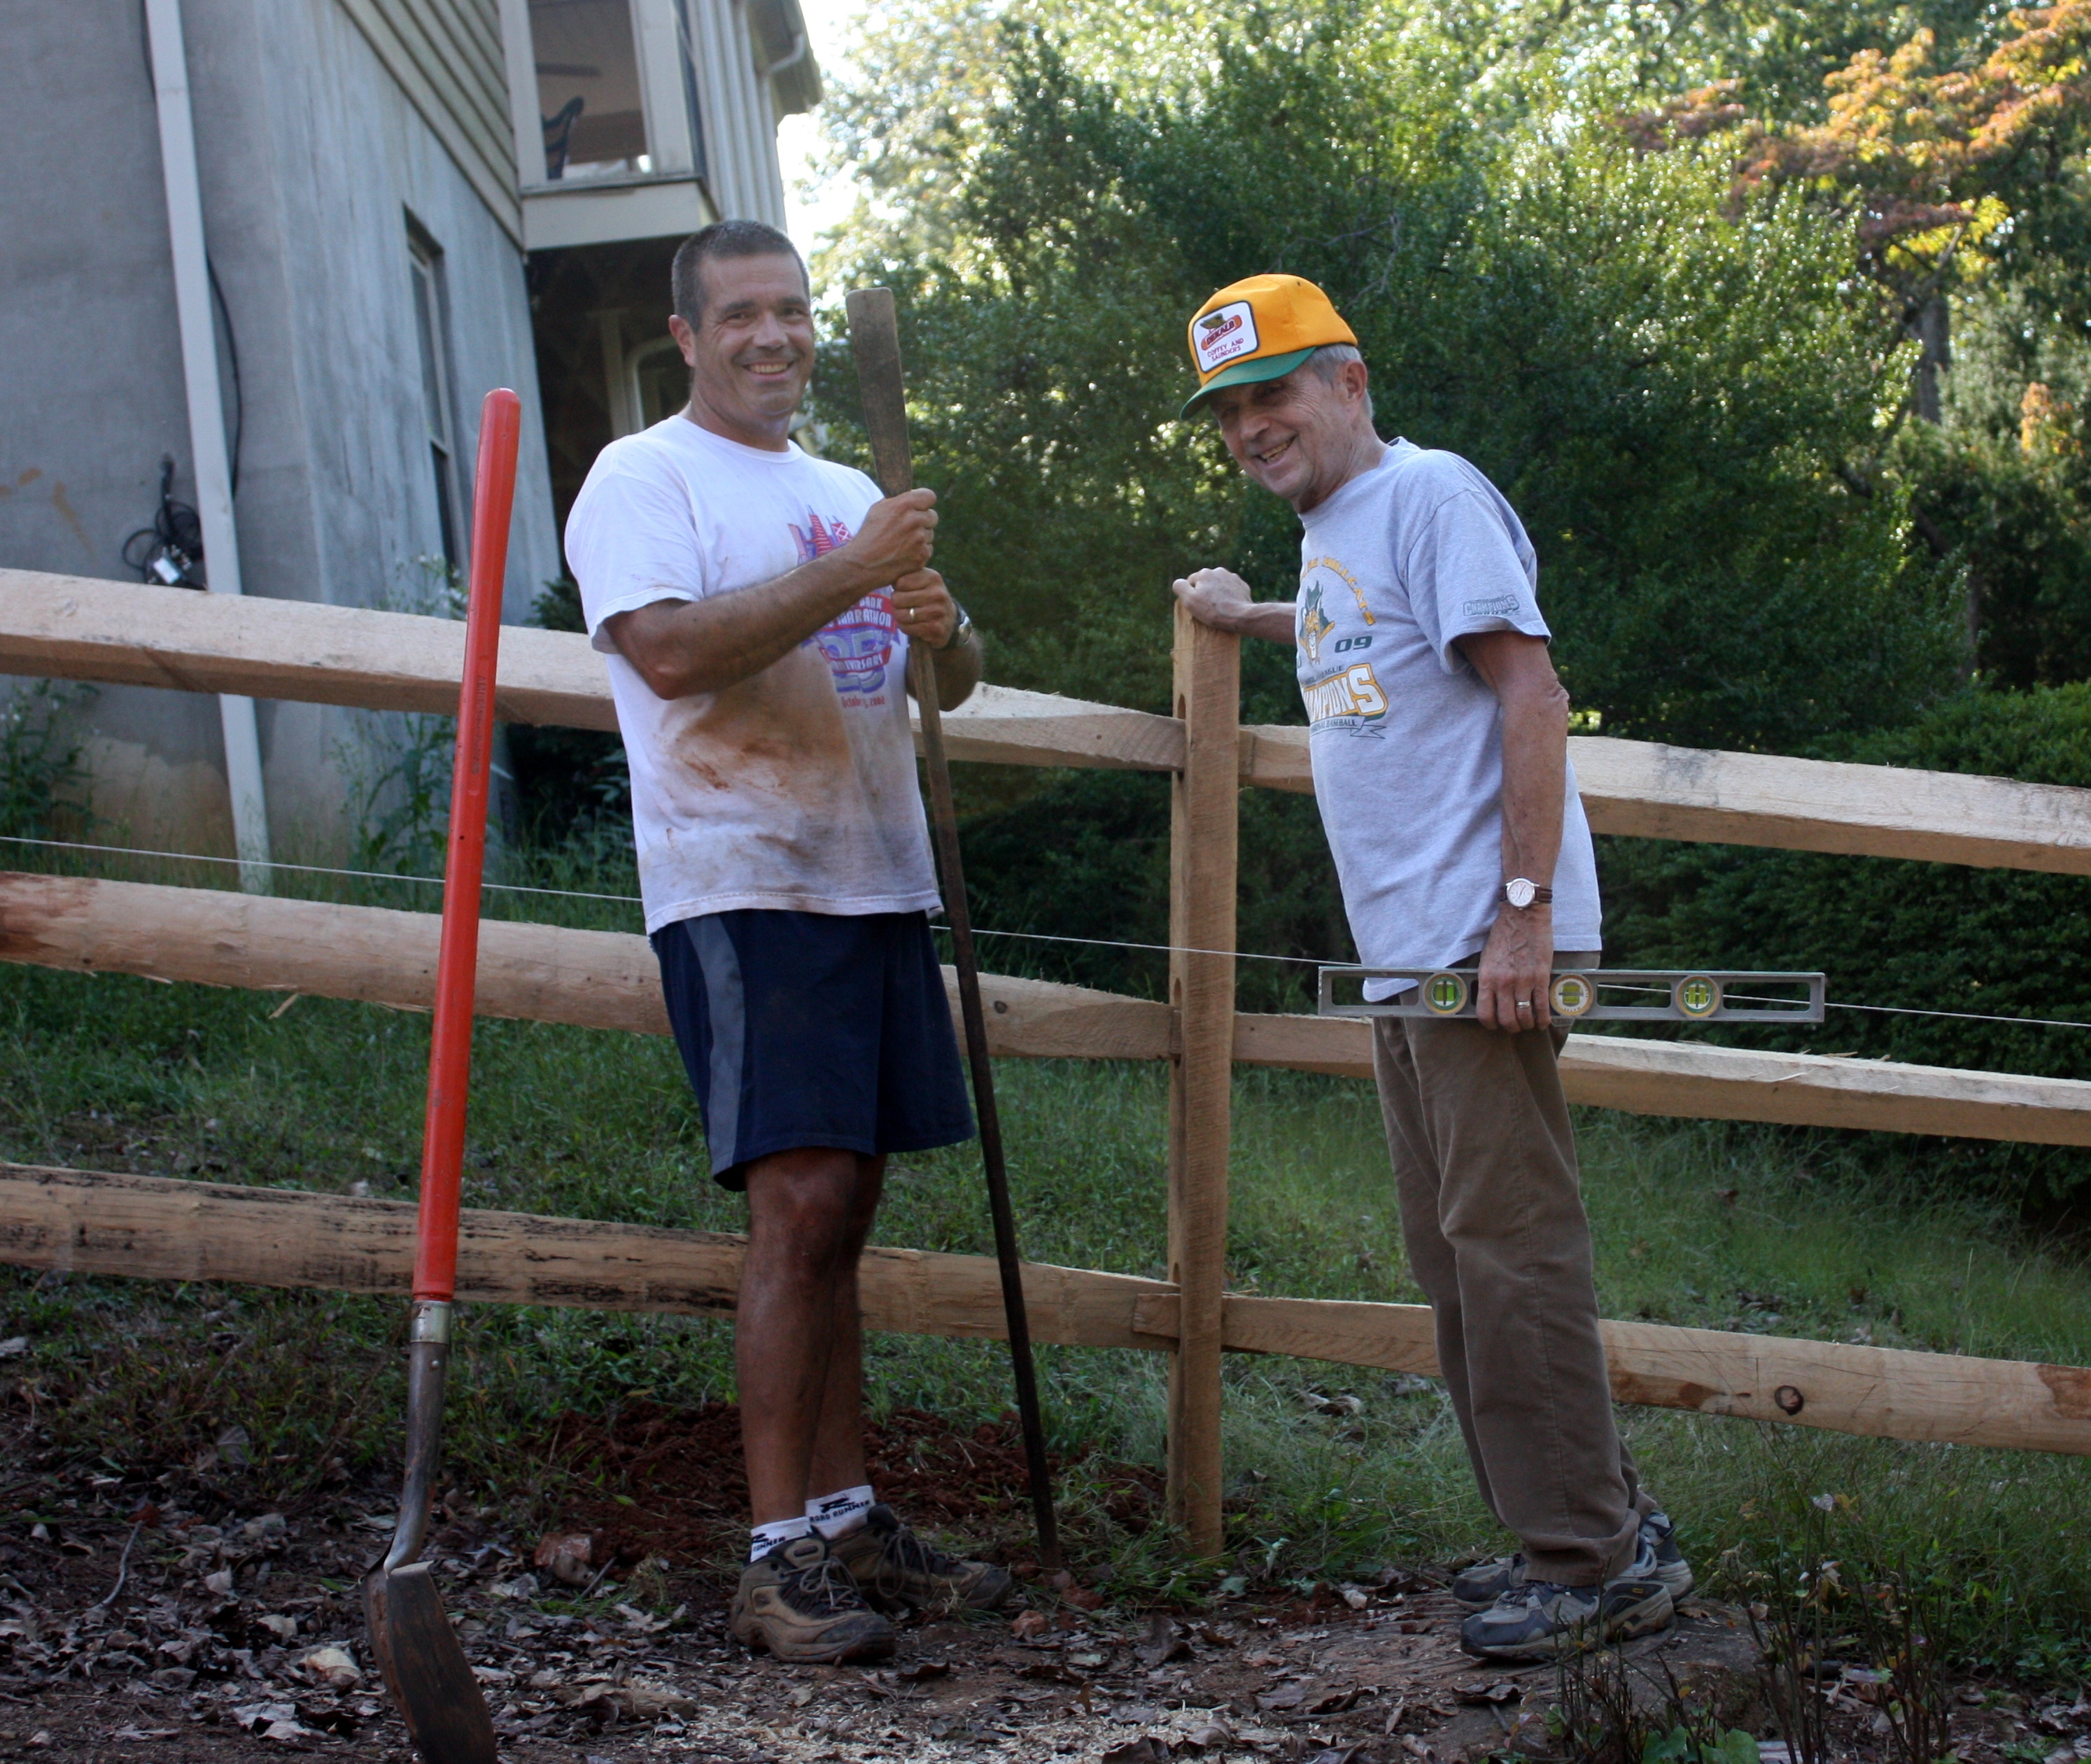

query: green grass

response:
[1,852,2090,1675]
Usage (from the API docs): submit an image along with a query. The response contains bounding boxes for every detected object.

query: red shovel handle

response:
[413,389,522,1302]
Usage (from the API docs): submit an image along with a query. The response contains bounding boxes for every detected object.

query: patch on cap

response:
[1192,301,1260,374]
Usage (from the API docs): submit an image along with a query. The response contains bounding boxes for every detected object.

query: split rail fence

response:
[3,568,2091,1555]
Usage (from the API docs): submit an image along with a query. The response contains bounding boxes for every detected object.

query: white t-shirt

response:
[1295,439,1602,979]
[563,416,940,933]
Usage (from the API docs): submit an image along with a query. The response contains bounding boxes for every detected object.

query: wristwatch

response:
[1502,877,1554,910]
[939,605,974,651]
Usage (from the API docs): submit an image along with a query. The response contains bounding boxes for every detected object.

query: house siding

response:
[335,0,521,241]
[0,0,558,854]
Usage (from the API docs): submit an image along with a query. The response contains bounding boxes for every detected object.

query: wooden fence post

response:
[1166,600,1239,1555]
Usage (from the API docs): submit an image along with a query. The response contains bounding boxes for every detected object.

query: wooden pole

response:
[1166,602,1239,1555]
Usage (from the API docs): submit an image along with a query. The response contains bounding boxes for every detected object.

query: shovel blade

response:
[365,1560,497,1764]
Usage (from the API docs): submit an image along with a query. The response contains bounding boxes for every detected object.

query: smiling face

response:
[1206,356,1378,514]
[668,251,815,451]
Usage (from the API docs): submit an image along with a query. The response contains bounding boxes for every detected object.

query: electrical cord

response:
[120,456,206,586]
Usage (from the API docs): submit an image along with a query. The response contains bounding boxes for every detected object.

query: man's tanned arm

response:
[1169,567,1297,641]
[605,486,979,707]
[1458,629,1572,1031]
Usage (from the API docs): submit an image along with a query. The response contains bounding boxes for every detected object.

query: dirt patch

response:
[0,1402,2075,1763]
[542,1402,1162,1572]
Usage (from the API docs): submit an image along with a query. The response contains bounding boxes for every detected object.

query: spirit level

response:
[1317,967,1826,1024]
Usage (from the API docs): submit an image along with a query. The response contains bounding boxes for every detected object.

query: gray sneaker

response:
[1453,1509,1692,1609]
[1640,1509,1694,1600]
[1460,1565,1673,1661]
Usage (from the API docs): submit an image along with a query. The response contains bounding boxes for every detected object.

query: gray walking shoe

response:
[1453,1509,1692,1609]
[1460,1539,1674,1662]
[1640,1508,1694,1600]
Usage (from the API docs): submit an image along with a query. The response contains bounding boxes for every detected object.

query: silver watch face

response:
[1505,877,1537,910]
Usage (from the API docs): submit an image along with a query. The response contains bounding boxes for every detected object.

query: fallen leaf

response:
[202,1569,234,1597]
[1256,1684,1308,1712]
[1010,1610,1050,1640]
[1110,1702,1163,1723]
[255,1613,297,1643]
[108,1728,178,1742]
[897,1659,951,1684]
[1451,1678,1519,1706]
[1185,1719,1236,1747]
[1138,1613,1192,1667]
[533,1531,600,1588]
[295,1645,360,1691]
[1339,1583,1371,1610]
[1101,1737,1171,1762]
[0,1338,29,1360]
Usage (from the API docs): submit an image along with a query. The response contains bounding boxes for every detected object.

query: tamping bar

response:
[1318,967,1826,1024]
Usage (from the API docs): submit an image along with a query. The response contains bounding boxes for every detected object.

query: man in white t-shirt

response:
[564,220,1010,1664]
[1170,275,1691,1661]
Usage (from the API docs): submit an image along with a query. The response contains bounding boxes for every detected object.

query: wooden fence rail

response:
[8,868,2091,1147]
[10,569,2091,870]
[3,1163,2085,1458]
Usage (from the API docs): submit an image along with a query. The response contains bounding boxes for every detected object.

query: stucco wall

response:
[0,0,560,859]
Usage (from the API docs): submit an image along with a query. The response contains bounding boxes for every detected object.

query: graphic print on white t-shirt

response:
[791,508,900,708]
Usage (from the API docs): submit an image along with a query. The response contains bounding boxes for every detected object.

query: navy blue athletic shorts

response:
[651,909,976,1190]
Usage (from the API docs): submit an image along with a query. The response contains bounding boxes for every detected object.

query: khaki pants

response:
[1371,958,1651,1585]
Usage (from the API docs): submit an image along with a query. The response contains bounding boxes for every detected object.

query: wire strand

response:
[8,833,2091,1032]
[0,835,641,905]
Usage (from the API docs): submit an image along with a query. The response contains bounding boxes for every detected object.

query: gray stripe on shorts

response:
[689,917,746,1172]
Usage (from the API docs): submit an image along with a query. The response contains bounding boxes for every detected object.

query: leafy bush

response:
[505,577,633,845]
[0,680,93,843]
[1602,684,2091,1208]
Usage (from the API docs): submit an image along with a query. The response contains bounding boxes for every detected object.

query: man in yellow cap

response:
[1171,274,1690,1662]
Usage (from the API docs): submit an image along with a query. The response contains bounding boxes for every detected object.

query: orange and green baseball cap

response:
[1180,274,1358,418]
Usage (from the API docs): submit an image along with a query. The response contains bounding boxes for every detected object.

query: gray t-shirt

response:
[1295,439,1602,978]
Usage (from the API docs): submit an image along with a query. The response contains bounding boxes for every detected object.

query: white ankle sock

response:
[749,1516,812,1564]
[806,1484,876,1539]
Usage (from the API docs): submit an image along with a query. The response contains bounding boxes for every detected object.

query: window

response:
[626,335,689,430]
[407,229,460,568]
[530,0,650,181]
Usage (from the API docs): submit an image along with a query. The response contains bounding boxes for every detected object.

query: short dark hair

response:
[671,221,809,330]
